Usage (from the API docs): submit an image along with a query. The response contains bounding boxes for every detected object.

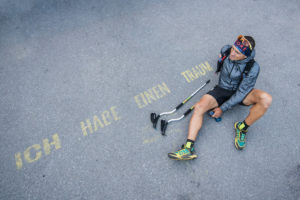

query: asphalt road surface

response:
[1,0,300,199]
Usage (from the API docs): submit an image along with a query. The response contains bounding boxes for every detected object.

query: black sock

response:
[186,139,195,149]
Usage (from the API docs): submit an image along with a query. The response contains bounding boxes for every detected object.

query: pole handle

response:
[184,106,195,116]
[175,102,184,110]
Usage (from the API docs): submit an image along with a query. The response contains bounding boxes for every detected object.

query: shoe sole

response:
[234,141,244,150]
[168,154,197,160]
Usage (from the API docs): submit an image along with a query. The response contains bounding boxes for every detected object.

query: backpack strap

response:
[216,48,231,73]
[243,59,255,77]
[216,47,256,82]
[237,58,255,90]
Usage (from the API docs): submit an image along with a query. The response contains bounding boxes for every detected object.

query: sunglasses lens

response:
[240,35,252,50]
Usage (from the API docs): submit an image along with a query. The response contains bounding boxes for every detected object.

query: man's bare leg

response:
[242,89,272,126]
[168,94,219,160]
[187,94,219,141]
[234,89,272,150]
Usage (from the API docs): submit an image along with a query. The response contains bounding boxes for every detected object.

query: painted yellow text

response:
[80,106,121,136]
[134,82,171,109]
[15,133,61,170]
[181,61,213,83]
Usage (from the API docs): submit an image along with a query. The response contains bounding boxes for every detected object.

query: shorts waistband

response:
[216,85,236,93]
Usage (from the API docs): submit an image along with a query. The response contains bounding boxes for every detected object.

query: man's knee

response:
[259,92,272,108]
[194,101,211,115]
[194,103,206,115]
[193,95,218,115]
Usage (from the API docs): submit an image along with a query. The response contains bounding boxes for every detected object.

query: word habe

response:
[80,106,121,136]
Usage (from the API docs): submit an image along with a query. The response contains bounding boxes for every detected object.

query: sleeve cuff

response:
[220,105,227,112]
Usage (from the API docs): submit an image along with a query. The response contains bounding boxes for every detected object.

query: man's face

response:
[229,45,247,61]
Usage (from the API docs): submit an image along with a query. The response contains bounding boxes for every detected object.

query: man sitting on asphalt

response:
[168,35,272,160]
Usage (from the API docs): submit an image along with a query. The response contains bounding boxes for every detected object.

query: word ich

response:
[15,134,61,170]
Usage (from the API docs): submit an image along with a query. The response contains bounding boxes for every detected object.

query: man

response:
[168,35,272,160]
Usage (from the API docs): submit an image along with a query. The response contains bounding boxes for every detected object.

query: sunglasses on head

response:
[237,35,253,50]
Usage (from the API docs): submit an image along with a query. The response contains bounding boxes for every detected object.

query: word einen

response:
[134,82,171,109]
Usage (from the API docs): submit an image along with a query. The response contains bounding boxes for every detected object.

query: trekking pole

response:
[161,105,195,135]
[150,80,210,129]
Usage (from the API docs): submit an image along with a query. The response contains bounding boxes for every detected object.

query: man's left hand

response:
[212,107,223,118]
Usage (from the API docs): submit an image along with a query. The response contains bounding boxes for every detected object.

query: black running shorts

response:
[207,85,236,107]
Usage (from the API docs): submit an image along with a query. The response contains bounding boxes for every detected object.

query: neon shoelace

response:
[240,133,245,141]
[178,149,189,155]
[236,129,240,138]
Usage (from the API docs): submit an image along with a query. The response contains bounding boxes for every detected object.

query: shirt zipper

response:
[229,63,235,87]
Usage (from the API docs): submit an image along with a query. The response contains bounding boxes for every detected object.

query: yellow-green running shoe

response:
[234,122,248,150]
[168,144,197,160]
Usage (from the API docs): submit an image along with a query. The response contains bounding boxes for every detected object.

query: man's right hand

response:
[212,107,222,118]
